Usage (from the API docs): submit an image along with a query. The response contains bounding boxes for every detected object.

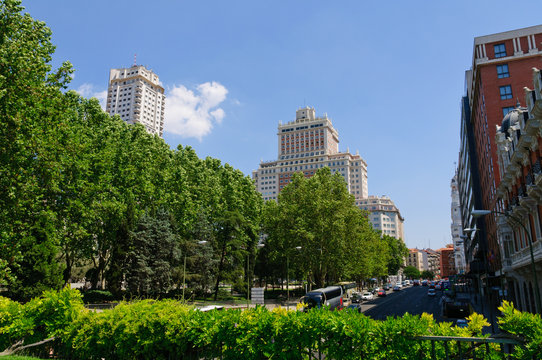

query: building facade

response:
[407,249,424,272]
[253,107,368,202]
[493,70,542,313]
[451,175,467,273]
[358,195,405,240]
[465,25,542,277]
[438,245,457,278]
[106,65,165,137]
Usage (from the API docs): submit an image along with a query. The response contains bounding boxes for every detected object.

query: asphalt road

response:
[360,285,451,323]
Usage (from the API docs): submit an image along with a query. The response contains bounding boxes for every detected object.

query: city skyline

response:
[23,0,542,250]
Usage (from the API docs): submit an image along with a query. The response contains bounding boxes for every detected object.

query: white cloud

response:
[164,81,228,140]
[76,83,107,110]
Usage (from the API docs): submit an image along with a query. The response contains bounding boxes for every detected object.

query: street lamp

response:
[287,246,302,310]
[247,243,266,308]
[182,240,208,302]
[472,209,542,313]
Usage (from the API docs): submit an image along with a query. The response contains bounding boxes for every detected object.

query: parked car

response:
[393,286,401,291]
[455,319,468,328]
[435,284,442,290]
[428,289,436,297]
[346,303,362,313]
[361,292,374,301]
[383,285,390,291]
[351,292,362,303]
[377,289,387,297]
[422,280,428,286]
[413,280,420,286]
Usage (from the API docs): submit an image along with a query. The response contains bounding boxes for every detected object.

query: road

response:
[359,285,452,323]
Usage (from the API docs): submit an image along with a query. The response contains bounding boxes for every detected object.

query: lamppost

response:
[287,246,302,310]
[182,240,208,302]
[472,209,542,313]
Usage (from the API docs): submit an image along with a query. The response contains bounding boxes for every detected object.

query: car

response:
[361,292,374,301]
[393,286,401,291]
[383,285,390,291]
[455,319,468,328]
[377,290,387,297]
[429,282,435,289]
[413,280,420,286]
[427,289,436,296]
[346,303,362,313]
[395,283,402,289]
[422,280,428,286]
[350,292,362,303]
[435,284,442,290]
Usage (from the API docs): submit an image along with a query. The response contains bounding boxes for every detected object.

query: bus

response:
[336,281,357,301]
[301,286,343,311]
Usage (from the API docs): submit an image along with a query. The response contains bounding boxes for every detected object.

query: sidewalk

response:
[462,289,500,334]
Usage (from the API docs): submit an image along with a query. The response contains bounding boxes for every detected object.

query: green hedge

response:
[1,288,541,359]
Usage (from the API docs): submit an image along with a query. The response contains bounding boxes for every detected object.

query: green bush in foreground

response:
[1,288,541,359]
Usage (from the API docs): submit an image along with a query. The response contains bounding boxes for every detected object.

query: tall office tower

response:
[460,25,542,276]
[105,65,165,137]
[358,195,405,240]
[252,107,368,202]
[450,175,466,274]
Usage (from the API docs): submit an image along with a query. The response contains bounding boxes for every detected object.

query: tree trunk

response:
[213,242,227,301]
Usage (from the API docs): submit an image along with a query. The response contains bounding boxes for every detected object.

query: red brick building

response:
[467,25,542,274]
[438,245,456,278]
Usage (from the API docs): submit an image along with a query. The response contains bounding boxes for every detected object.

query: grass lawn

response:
[0,356,42,360]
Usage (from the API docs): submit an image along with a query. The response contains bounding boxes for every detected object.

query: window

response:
[497,64,509,78]
[494,43,507,58]
[502,106,515,117]
[500,85,512,100]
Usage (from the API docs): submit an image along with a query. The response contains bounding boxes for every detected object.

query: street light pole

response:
[472,209,542,314]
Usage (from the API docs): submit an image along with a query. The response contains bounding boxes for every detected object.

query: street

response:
[360,285,452,323]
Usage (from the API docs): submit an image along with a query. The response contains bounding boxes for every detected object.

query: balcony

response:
[511,240,542,270]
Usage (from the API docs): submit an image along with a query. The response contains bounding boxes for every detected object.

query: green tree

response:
[384,235,408,275]
[421,270,435,280]
[125,209,181,296]
[403,266,420,279]
[0,0,73,290]
[263,168,377,288]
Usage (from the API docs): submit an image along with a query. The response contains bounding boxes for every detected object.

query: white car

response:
[361,292,374,301]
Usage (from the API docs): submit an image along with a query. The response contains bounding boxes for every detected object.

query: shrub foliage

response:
[0,289,541,359]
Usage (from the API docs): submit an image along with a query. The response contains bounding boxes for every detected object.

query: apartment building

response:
[105,65,165,137]
[358,195,405,240]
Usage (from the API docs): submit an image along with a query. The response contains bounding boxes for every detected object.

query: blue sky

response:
[23,0,542,250]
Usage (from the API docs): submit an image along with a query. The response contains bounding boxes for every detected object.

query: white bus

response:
[301,286,343,310]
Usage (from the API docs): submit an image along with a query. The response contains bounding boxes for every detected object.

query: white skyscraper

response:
[358,195,405,240]
[252,107,368,202]
[105,65,165,137]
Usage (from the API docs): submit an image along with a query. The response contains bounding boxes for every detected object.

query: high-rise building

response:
[106,65,165,137]
[451,175,466,273]
[252,107,368,202]
[358,195,405,240]
[458,25,542,279]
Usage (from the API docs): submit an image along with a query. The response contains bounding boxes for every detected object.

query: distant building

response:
[359,195,405,240]
[407,249,424,272]
[106,65,165,137]
[451,175,466,273]
[422,249,441,277]
[253,107,368,202]
[438,245,456,278]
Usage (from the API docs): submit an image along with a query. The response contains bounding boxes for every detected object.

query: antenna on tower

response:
[133,54,137,67]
